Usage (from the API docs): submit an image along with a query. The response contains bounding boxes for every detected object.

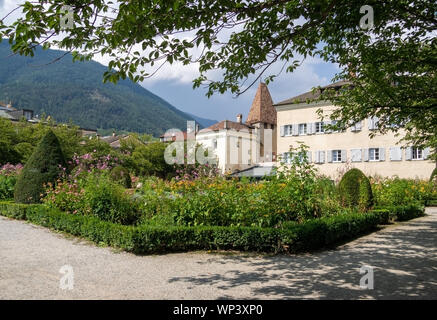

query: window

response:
[412,147,423,160]
[332,150,342,162]
[285,125,293,136]
[298,123,307,135]
[315,122,324,133]
[369,148,380,161]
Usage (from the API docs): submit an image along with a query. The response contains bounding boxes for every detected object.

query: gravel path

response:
[1,208,437,300]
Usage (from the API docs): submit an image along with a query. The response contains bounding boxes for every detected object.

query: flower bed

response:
[0,201,414,255]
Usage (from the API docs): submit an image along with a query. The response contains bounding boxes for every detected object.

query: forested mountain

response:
[0,41,212,136]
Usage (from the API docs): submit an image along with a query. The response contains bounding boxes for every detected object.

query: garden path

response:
[1,208,436,299]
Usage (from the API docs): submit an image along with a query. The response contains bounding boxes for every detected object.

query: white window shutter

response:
[368,117,374,130]
[363,148,369,162]
[292,124,299,136]
[405,147,412,160]
[307,151,312,163]
[423,147,430,160]
[280,126,285,137]
[356,121,362,131]
[341,150,347,162]
[379,148,385,161]
[390,147,402,161]
[320,151,325,163]
[351,149,362,162]
[312,122,316,134]
[327,150,332,163]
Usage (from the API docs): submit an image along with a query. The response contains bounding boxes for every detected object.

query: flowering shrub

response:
[69,151,122,178]
[43,173,140,225]
[136,145,347,228]
[371,176,437,206]
[0,163,23,200]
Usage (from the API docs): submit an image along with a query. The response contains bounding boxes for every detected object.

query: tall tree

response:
[1,0,436,155]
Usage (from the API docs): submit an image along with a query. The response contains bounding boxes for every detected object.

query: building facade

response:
[196,83,277,174]
[275,82,435,179]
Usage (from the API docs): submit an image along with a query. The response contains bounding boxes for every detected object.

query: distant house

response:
[0,102,97,137]
[196,82,278,175]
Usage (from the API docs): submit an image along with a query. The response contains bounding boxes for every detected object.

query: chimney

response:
[224,120,228,129]
[236,113,242,124]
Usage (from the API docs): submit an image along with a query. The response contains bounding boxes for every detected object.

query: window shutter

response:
[312,122,316,134]
[368,117,374,130]
[327,150,332,163]
[363,148,369,162]
[390,147,402,161]
[356,121,362,131]
[423,147,430,160]
[280,126,285,137]
[379,148,385,161]
[320,151,325,163]
[405,147,412,160]
[341,150,347,162]
[351,149,362,162]
[307,123,313,135]
[292,124,299,136]
[307,151,312,163]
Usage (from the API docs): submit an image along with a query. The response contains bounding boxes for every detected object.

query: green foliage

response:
[110,166,132,188]
[14,130,66,203]
[374,204,425,222]
[338,168,373,211]
[0,175,16,200]
[128,142,175,178]
[371,177,437,206]
[0,201,393,254]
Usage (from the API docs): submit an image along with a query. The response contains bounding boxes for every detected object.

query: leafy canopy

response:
[1,0,436,154]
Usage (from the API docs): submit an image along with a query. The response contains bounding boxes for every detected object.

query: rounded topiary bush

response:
[14,130,66,204]
[110,166,132,188]
[338,168,373,211]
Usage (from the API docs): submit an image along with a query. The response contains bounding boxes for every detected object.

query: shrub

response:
[110,166,132,188]
[0,175,17,200]
[338,168,373,211]
[0,201,391,254]
[80,175,139,225]
[371,177,437,206]
[14,130,66,204]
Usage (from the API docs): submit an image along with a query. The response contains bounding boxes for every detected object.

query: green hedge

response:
[374,204,425,221]
[425,199,437,207]
[0,202,404,254]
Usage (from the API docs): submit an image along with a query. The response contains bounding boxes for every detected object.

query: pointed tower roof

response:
[246,82,277,125]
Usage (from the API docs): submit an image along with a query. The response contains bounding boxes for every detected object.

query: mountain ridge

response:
[0,41,215,136]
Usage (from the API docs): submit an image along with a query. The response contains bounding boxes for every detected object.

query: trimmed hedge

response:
[0,202,408,255]
[338,168,373,211]
[375,204,425,221]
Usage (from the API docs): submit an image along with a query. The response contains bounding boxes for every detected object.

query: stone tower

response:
[246,82,277,162]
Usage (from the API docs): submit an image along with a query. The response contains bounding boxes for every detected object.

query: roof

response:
[160,131,188,140]
[198,120,253,133]
[274,80,351,106]
[246,82,277,125]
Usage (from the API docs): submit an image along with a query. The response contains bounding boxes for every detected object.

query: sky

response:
[0,0,340,123]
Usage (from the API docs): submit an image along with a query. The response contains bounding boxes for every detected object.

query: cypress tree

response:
[14,130,66,204]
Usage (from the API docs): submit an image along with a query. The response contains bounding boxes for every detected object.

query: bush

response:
[14,130,66,204]
[338,168,373,211]
[375,204,425,221]
[110,166,132,188]
[371,177,437,206]
[0,175,17,200]
[80,175,139,225]
[0,201,391,254]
